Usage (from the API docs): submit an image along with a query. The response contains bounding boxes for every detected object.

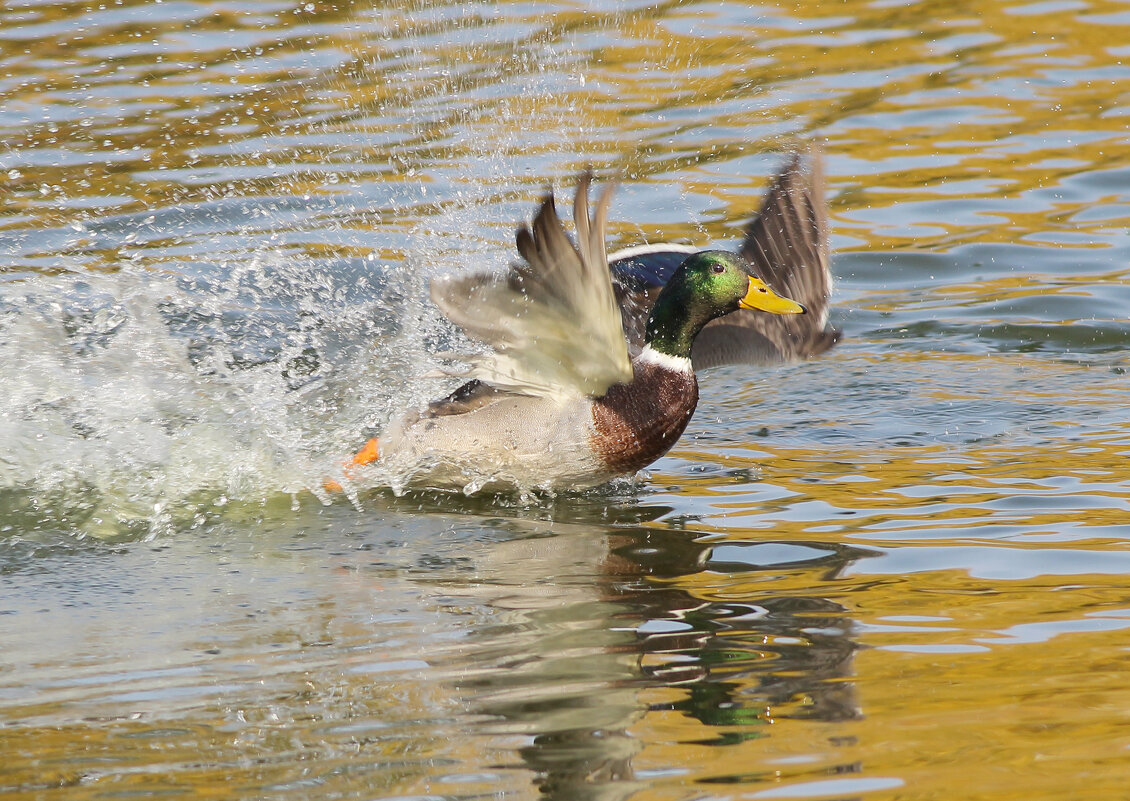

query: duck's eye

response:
[711,263,725,274]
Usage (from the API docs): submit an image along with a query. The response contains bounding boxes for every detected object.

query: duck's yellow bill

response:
[739,277,807,315]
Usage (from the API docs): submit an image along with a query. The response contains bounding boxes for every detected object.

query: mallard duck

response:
[611,147,837,368]
[329,171,808,494]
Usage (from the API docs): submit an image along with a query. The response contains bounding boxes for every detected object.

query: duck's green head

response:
[645,250,806,359]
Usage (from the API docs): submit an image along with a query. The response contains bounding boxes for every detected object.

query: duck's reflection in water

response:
[422,504,873,800]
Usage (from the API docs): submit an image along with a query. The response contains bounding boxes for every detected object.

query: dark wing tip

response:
[515,224,534,263]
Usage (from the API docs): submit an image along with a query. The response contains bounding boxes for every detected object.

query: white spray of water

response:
[0,253,423,537]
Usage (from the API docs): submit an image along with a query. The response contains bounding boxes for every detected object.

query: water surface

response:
[3,0,1130,799]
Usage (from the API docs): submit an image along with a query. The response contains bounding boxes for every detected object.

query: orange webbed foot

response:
[323,437,381,493]
[351,437,380,466]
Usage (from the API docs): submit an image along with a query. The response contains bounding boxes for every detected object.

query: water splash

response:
[0,234,466,539]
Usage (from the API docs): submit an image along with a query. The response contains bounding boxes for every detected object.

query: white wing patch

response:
[430,174,634,401]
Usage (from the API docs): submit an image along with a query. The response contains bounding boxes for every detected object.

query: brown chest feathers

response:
[590,359,698,475]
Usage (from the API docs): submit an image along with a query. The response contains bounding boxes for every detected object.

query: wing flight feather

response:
[430,174,633,401]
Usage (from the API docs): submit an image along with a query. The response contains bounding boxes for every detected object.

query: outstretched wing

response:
[430,174,633,401]
[610,146,839,367]
[723,144,839,364]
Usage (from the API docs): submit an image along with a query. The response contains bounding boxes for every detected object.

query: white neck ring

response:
[637,344,693,374]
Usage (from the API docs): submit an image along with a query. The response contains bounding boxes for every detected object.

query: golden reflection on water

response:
[670,430,1130,536]
[4,0,1129,260]
[625,527,1130,797]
